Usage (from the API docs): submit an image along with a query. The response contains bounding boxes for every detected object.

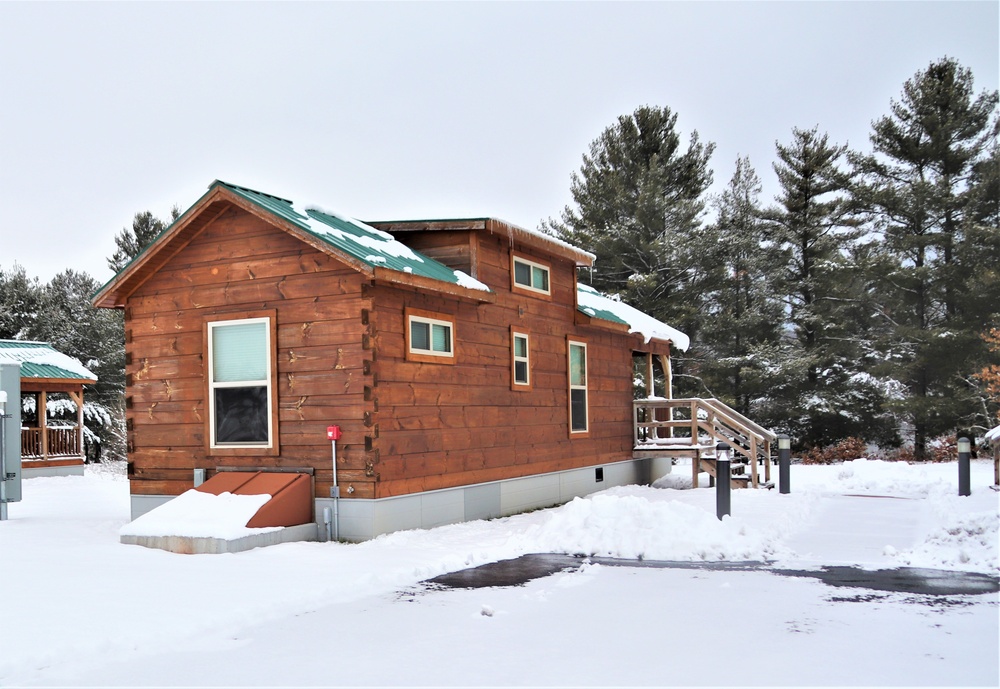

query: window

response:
[406,308,456,364]
[568,339,588,435]
[511,330,530,389]
[208,316,273,448]
[511,255,551,296]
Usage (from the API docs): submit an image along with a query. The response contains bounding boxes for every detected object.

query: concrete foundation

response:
[120,522,318,554]
[21,464,86,479]
[129,457,662,543]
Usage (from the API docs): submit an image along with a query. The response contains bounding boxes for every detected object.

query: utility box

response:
[0,363,22,503]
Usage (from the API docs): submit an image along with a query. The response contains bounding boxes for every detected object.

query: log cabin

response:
[0,340,97,477]
[94,180,772,541]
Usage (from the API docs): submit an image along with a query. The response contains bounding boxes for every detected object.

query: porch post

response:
[70,388,85,457]
[39,390,48,461]
[645,353,654,398]
[660,354,673,400]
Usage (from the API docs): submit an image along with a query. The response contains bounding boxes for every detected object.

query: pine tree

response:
[853,57,999,457]
[28,270,126,460]
[695,157,783,417]
[107,207,179,273]
[543,106,715,395]
[0,264,41,339]
[761,127,887,447]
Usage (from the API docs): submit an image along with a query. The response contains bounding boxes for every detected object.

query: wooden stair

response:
[633,398,777,489]
[698,457,751,490]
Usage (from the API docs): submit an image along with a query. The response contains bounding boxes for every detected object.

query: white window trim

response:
[207,316,273,449]
[408,313,455,358]
[568,340,589,434]
[512,255,552,295]
[512,331,530,386]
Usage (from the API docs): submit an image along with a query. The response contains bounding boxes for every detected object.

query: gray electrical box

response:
[1,363,23,504]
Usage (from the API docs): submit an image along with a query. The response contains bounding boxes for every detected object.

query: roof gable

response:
[93,181,492,308]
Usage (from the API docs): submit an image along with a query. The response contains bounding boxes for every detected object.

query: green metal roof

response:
[0,340,98,381]
[217,182,490,291]
[576,284,690,350]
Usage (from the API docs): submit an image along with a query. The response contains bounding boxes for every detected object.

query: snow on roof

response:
[576,284,690,350]
[486,218,596,265]
[0,340,97,381]
[221,182,491,293]
[986,424,1000,446]
[119,489,280,539]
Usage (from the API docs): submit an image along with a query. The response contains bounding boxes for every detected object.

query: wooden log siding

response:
[368,234,636,498]
[124,206,376,500]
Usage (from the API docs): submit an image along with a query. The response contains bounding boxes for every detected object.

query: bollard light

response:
[777,433,792,494]
[957,437,971,497]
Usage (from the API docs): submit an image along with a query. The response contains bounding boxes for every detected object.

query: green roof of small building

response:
[0,341,98,381]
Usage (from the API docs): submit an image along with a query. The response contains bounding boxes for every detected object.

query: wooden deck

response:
[633,398,776,488]
[21,426,85,465]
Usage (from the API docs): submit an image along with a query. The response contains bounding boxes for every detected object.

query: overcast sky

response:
[1,1,997,285]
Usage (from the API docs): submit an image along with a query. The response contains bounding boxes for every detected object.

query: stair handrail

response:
[701,398,777,442]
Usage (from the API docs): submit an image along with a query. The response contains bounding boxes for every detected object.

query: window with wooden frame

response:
[568,338,589,435]
[405,308,456,364]
[511,328,531,390]
[207,314,276,450]
[511,254,551,297]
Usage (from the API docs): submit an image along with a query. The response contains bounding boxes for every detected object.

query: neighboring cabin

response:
[93,180,693,541]
[0,340,97,478]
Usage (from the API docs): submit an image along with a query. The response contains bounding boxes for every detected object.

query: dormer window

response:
[512,255,551,296]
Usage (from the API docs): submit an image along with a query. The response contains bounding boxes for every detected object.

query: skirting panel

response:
[128,457,661,544]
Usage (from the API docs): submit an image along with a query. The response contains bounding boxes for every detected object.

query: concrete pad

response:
[120,522,318,554]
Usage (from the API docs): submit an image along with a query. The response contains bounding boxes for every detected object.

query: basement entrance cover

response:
[120,471,317,554]
[195,471,313,528]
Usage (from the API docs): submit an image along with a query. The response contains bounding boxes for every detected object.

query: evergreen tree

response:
[762,127,888,446]
[0,264,41,339]
[28,270,126,460]
[853,57,999,457]
[543,106,715,395]
[108,207,179,273]
[695,157,783,417]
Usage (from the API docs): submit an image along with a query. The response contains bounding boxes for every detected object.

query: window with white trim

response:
[208,317,273,447]
[568,340,588,434]
[406,309,455,362]
[512,255,551,295]
[512,331,530,387]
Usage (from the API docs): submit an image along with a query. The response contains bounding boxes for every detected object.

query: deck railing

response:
[633,398,776,487]
[21,426,82,460]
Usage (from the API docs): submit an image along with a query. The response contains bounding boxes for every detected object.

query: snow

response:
[453,269,491,292]
[986,423,1000,444]
[488,217,597,263]
[0,344,97,380]
[577,283,691,350]
[0,459,996,686]
[119,489,279,539]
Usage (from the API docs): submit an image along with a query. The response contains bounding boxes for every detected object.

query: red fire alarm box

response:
[326,425,342,441]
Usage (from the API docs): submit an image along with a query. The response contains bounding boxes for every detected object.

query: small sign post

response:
[327,425,342,540]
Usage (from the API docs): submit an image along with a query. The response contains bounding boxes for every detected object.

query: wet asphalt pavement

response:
[426,553,1000,597]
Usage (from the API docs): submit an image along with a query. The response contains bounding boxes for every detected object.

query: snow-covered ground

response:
[1,459,997,687]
